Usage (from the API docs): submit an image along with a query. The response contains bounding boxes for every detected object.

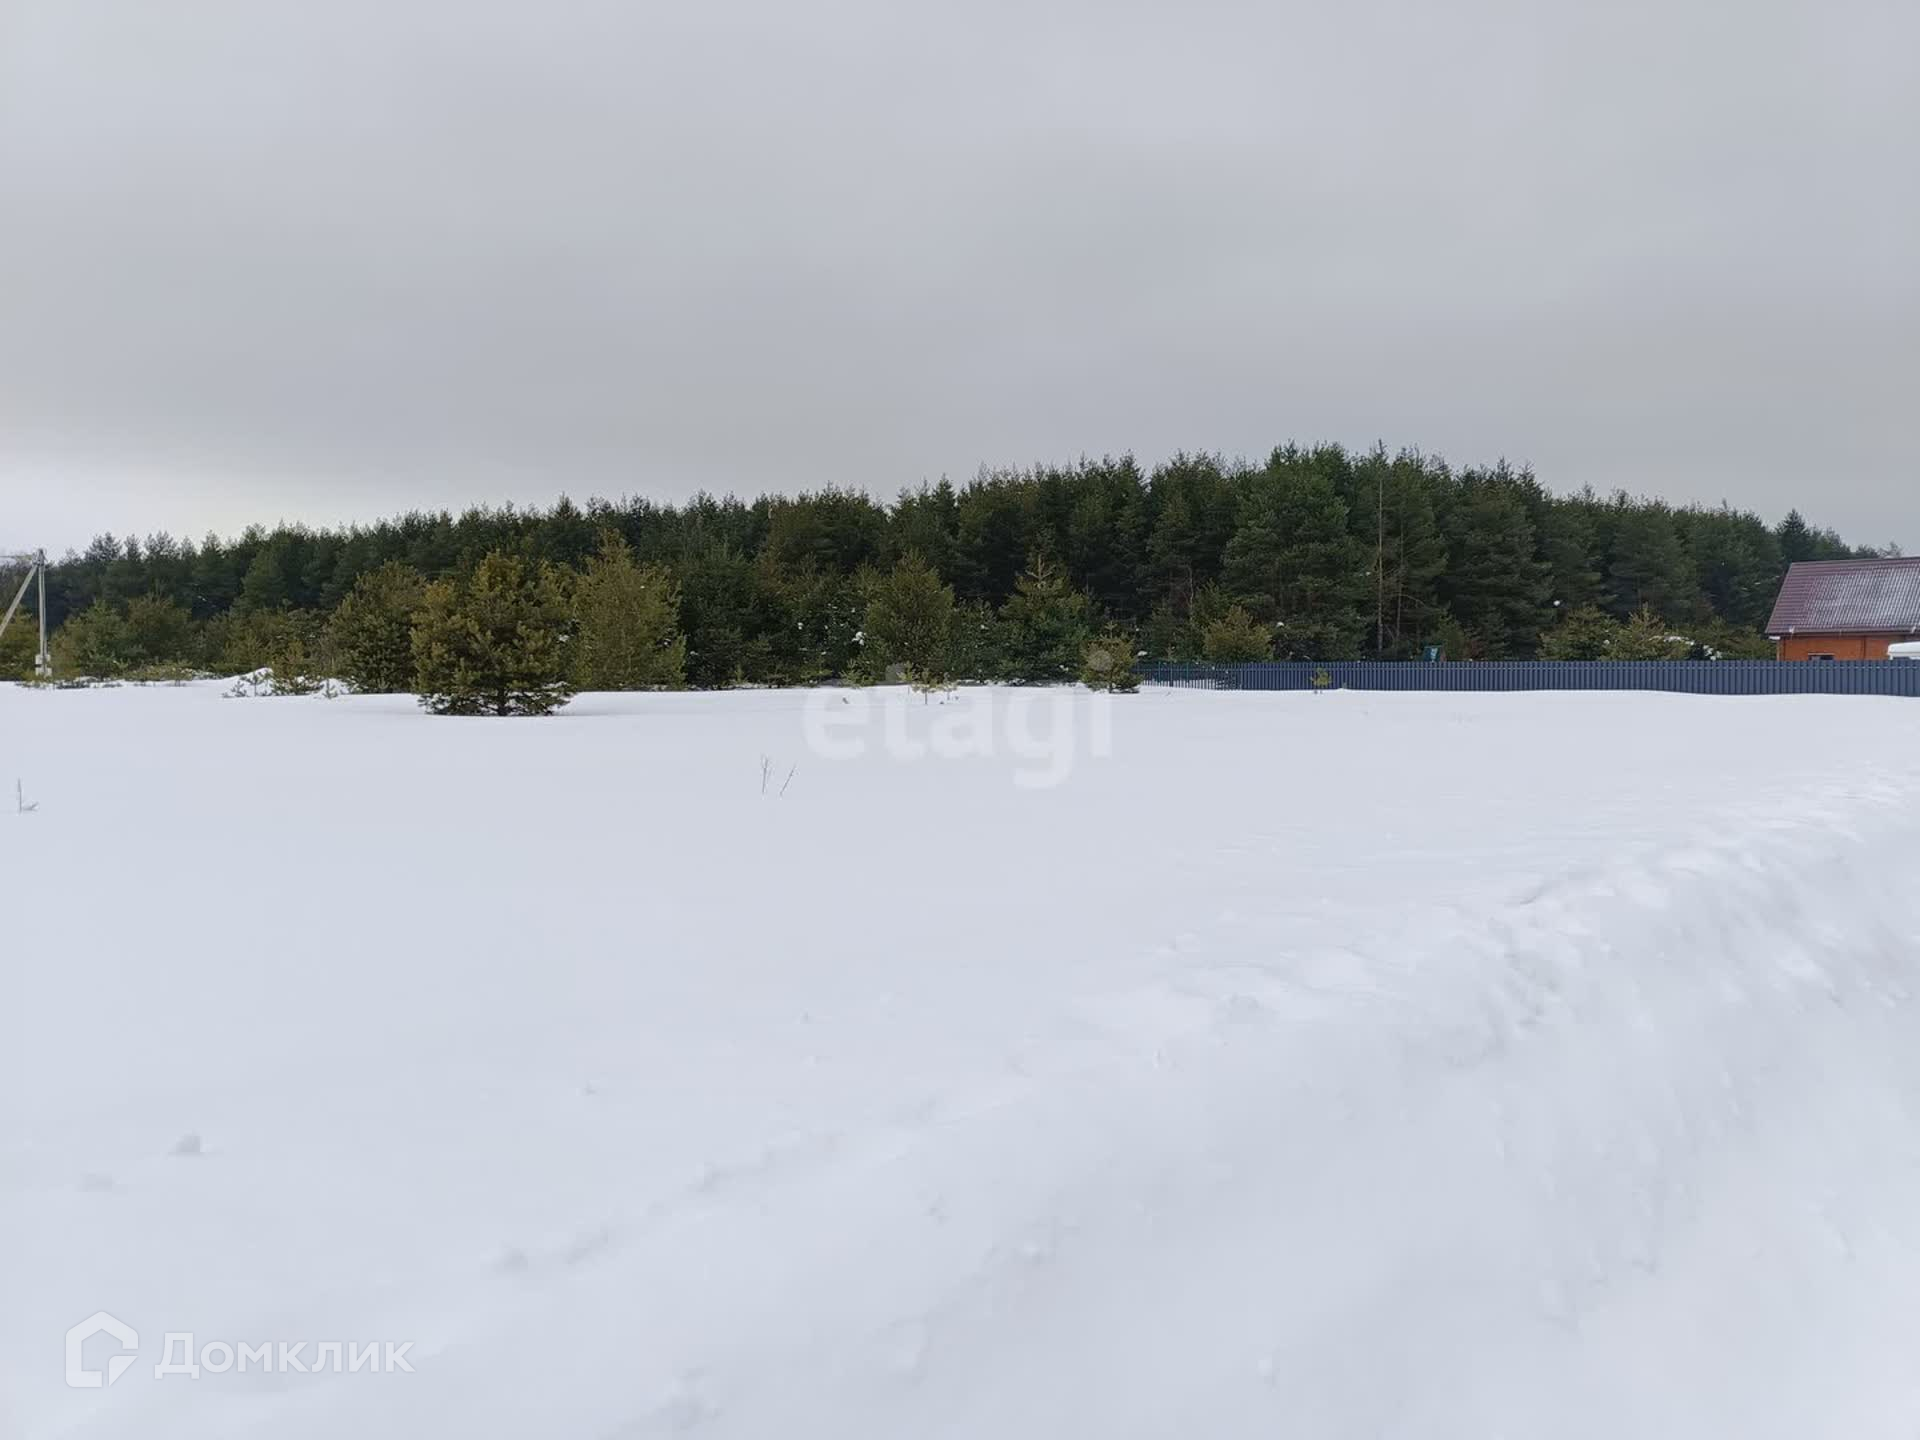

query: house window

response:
[1807,653,1836,662]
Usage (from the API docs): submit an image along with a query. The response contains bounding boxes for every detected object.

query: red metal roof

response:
[1766,557,1920,637]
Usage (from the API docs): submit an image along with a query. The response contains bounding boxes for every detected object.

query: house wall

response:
[1775,633,1911,661]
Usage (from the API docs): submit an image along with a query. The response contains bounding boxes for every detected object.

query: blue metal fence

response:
[1143,660,1920,697]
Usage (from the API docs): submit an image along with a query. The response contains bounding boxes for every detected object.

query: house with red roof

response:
[1766,557,1920,660]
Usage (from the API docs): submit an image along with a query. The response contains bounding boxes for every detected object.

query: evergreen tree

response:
[1606,502,1695,620]
[537,495,600,569]
[137,534,194,609]
[860,553,956,685]
[124,595,195,665]
[260,612,334,695]
[213,606,316,676]
[1537,497,1609,613]
[0,624,34,679]
[1080,628,1140,692]
[1776,509,1819,565]
[892,480,960,578]
[1060,458,1148,618]
[948,600,1005,682]
[1364,451,1449,656]
[319,531,379,610]
[1437,476,1551,657]
[1188,581,1237,640]
[239,529,318,611]
[676,546,777,687]
[186,532,244,618]
[1139,600,1190,661]
[51,601,137,677]
[1682,616,1775,661]
[1679,506,1784,630]
[1219,490,1283,608]
[763,489,891,576]
[1144,454,1238,612]
[1427,613,1473,663]
[412,551,574,716]
[100,536,148,609]
[764,563,862,685]
[1610,605,1692,661]
[572,534,686,690]
[1222,467,1366,656]
[998,555,1094,683]
[1202,604,1273,662]
[328,561,429,693]
[950,477,1039,605]
[0,571,41,677]
[1537,604,1621,660]
[1145,488,1200,612]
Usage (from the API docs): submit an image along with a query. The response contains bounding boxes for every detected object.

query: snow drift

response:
[4,684,1920,1438]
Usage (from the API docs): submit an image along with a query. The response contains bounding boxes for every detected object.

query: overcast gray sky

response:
[2,0,1914,555]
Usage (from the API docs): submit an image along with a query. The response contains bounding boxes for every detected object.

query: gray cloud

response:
[2,0,1914,553]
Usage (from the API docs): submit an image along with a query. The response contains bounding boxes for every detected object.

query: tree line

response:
[4,444,1882,694]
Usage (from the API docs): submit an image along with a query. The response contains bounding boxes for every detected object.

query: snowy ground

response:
[5,681,1920,1438]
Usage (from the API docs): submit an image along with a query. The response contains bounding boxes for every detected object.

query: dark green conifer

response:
[413,551,574,716]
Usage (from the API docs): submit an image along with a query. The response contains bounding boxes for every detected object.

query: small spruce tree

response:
[572,532,687,691]
[1201,604,1273,663]
[1610,604,1693,661]
[125,596,196,666]
[216,607,304,676]
[1188,582,1237,640]
[1683,617,1774,661]
[1139,601,1190,661]
[1537,604,1622,660]
[999,555,1094,684]
[329,561,429,693]
[1080,628,1140,692]
[1428,614,1474,663]
[412,550,575,716]
[860,552,956,686]
[262,619,326,695]
[948,599,1004,682]
[51,601,136,678]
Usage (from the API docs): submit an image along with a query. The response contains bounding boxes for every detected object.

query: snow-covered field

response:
[6,681,1920,1438]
